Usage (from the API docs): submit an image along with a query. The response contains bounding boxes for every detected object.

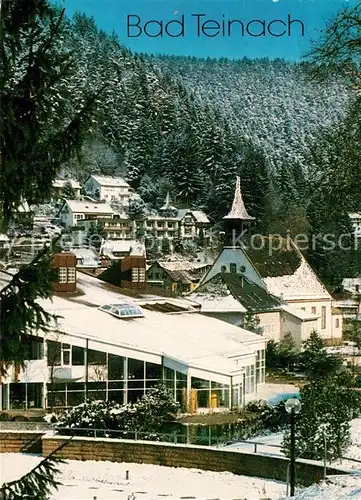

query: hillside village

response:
[0,172,360,413]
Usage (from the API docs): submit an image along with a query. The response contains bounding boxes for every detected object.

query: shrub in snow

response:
[56,383,179,438]
[282,378,353,461]
[245,399,288,433]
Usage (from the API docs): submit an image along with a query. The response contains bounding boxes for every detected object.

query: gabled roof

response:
[60,200,114,214]
[244,236,302,278]
[190,272,282,313]
[87,175,130,188]
[191,210,210,223]
[223,176,255,221]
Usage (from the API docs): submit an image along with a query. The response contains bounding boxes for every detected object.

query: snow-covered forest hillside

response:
[59,12,361,285]
[151,55,349,176]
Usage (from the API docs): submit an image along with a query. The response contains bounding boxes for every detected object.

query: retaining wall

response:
[42,435,346,486]
[0,431,45,453]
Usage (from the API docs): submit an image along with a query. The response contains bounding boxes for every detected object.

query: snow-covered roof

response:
[190,291,247,314]
[89,175,130,188]
[191,210,210,224]
[62,200,114,214]
[101,239,145,257]
[71,248,100,268]
[53,179,81,190]
[264,256,331,301]
[38,272,265,379]
[281,305,319,321]
[342,278,361,293]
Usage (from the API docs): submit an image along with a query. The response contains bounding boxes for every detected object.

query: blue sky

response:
[60,0,357,60]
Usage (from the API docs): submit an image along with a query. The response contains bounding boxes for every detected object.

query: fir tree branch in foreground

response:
[0,438,72,500]
[0,237,61,375]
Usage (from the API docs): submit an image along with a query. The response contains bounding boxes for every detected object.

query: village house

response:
[189,177,342,346]
[147,260,211,294]
[58,200,114,229]
[52,179,81,200]
[83,175,133,204]
[0,262,267,413]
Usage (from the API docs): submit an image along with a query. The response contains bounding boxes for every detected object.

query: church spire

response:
[223,176,255,221]
[222,176,254,247]
[162,191,171,210]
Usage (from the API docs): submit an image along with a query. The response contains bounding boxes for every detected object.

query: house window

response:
[311,306,316,314]
[139,268,146,282]
[335,318,340,328]
[67,267,76,283]
[301,307,306,311]
[132,268,139,282]
[321,306,326,329]
[230,263,237,274]
[58,268,68,283]
[62,344,71,366]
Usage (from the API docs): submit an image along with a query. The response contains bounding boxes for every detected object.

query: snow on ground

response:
[288,474,361,499]
[224,418,361,472]
[0,454,288,500]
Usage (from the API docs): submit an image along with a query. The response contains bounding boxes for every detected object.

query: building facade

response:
[58,200,114,229]
[0,271,266,412]
[83,175,133,204]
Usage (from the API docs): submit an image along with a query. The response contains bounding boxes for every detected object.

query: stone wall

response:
[0,431,45,453]
[42,435,346,486]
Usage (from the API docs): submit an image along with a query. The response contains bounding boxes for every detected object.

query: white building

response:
[189,177,343,345]
[0,271,267,412]
[58,200,114,229]
[84,175,133,204]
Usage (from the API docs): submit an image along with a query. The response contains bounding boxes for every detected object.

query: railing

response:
[52,426,361,467]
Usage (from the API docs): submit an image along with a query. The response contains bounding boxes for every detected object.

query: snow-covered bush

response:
[56,384,179,437]
[245,399,288,433]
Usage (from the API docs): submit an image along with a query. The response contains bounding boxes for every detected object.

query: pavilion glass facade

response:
[0,337,263,411]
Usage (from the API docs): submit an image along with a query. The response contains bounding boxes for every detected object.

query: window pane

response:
[87,382,106,391]
[164,367,174,381]
[145,362,162,380]
[67,392,84,407]
[108,381,125,390]
[127,390,144,403]
[191,377,210,390]
[197,390,209,408]
[108,391,124,404]
[128,380,144,389]
[128,358,144,379]
[67,382,84,391]
[108,354,124,380]
[87,391,106,402]
[63,350,70,365]
[72,346,85,366]
[88,349,106,365]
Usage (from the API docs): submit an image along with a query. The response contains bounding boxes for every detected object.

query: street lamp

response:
[285,397,301,497]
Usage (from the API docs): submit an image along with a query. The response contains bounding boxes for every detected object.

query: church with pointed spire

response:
[223,176,255,247]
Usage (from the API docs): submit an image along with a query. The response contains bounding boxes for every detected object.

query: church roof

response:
[223,176,255,221]
[191,272,282,313]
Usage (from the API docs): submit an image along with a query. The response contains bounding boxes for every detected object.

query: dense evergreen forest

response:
[57,12,361,285]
